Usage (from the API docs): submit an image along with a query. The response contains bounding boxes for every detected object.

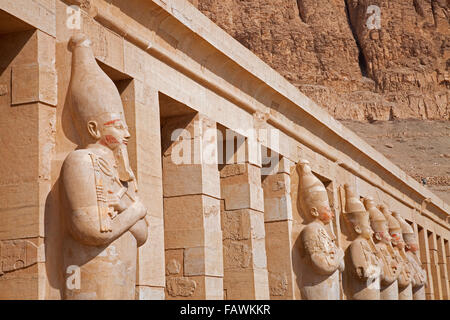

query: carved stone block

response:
[11,63,57,106]
[0,240,38,275]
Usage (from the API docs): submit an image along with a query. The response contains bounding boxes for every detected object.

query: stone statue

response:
[61,34,148,299]
[392,211,427,300]
[296,160,344,300]
[343,185,383,300]
[364,197,401,300]
[378,205,413,300]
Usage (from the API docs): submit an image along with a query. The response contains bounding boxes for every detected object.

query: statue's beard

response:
[114,143,135,182]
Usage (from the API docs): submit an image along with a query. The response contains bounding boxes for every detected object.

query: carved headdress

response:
[344,184,368,224]
[378,204,407,249]
[363,197,386,230]
[392,211,415,244]
[296,159,330,218]
[68,33,135,183]
[378,205,401,234]
[68,33,125,135]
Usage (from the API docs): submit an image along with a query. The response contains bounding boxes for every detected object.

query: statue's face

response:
[390,232,405,250]
[354,215,373,239]
[406,242,419,253]
[372,220,391,244]
[360,216,373,239]
[99,118,130,150]
[88,115,134,180]
[379,221,391,243]
[317,205,334,224]
[404,234,419,252]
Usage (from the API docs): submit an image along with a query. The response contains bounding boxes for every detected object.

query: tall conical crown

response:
[344,184,365,213]
[392,211,414,234]
[68,33,125,135]
[296,160,329,216]
[363,196,385,222]
[379,205,401,233]
[344,184,367,222]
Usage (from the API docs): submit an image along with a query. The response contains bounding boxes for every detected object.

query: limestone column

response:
[262,157,296,300]
[0,30,56,299]
[418,227,434,299]
[412,222,426,300]
[162,113,223,300]
[220,134,270,299]
[428,232,443,300]
[437,236,450,300]
[119,80,165,299]
[446,240,450,292]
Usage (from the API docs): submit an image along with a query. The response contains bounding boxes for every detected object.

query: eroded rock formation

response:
[190,0,449,121]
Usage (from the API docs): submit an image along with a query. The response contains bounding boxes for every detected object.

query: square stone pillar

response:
[428,232,443,300]
[162,113,223,300]
[220,135,269,299]
[262,157,295,300]
[120,80,166,299]
[446,240,450,290]
[418,227,435,299]
[437,236,449,300]
[0,30,56,299]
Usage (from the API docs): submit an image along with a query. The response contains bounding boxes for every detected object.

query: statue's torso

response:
[406,251,427,288]
[63,231,137,299]
[375,242,400,300]
[62,149,137,300]
[394,248,412,288]
[301,222,342,300]
[376,242,398,285]
[348,238,381,300]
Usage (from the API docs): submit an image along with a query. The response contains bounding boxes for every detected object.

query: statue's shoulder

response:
[301,222,330,246]
[301,222,321,239]
[349,238,365,249]
[304,221,325,232]
[62,149,97,177]
[349,239,370,262]
[63,149,95,166]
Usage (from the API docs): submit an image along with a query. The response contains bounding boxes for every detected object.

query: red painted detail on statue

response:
[105,135,119,144]
[103,119,121,126]
[391,233,401,241]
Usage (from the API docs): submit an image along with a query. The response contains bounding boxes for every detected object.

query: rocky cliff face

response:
[189,0,449,121]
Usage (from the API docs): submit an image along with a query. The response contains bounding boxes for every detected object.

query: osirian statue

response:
[378,205,412,300]
[296,160,345,300]
[392,211,427,300]
[61,34,148,299]
[343,185,383,300]
[364,197,401,300]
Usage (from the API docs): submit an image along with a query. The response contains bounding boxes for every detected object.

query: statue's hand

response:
[129,218,148,247]
[356,266,364,278]
[364,264,381,279]
[131,199,148,220]
[390,261,400,277]
[108,194,127,213]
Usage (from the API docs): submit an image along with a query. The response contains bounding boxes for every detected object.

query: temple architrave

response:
[0,0,448,300]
